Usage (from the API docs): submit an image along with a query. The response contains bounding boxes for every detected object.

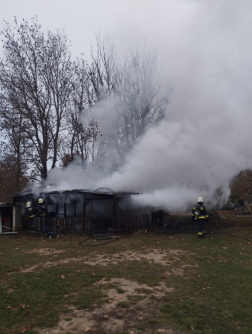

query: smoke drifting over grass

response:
[45,0,252,210]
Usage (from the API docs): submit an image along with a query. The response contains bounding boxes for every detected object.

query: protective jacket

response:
[36,202,47,217]
[192,203,208,221]
[25,202,35,218]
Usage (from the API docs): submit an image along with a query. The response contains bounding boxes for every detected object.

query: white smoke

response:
[44,0,252,211]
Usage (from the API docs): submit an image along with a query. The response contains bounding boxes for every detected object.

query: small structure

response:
[8,187,150,235]
[0,202,17,234]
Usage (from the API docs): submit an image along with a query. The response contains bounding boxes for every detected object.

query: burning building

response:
[8,187,151,235]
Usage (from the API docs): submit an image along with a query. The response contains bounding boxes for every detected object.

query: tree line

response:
[0,18,169,199]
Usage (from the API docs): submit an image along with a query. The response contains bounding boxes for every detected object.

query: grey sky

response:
[0,0,198,57]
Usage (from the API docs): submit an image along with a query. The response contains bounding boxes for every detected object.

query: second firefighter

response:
[192,197,208,238]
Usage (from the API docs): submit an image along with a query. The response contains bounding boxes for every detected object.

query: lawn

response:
[0,213,252,334]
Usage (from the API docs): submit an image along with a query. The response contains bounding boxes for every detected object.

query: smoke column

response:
[45,0,252,211]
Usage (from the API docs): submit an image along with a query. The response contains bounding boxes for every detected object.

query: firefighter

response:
[25,201,35,218]
[237,197,245,213]
[36,198,47,217]
[36,198,53,237]
[192,197,208,238]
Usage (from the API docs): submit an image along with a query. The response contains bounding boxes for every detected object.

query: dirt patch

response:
[168,249,185,256]
[95,277,175,303]
[84,250,174,267]
[36,277,176,334]
[164,268,184,277]
[21,248,187,273]
[21,265,40,273]
[26,248,65,255]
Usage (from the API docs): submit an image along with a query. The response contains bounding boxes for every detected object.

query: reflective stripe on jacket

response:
[192,203,208,220]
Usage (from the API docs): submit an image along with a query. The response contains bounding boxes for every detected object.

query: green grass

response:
[117,287,126,293]
[117,301,130,308]
[1,215,252,333]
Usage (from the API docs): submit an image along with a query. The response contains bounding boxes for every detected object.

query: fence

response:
[22,216,87,234]
[113,214,151,234]
[22,213,152,235]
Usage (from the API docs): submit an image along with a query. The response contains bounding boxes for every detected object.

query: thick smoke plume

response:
[44,1,252,211]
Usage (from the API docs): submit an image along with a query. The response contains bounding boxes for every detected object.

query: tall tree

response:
[87,40,169,165]
[230,169,252,201]
[1,111,31,189]
[0,152,29,201]
[88,34,118,101]
[64,58,98,165]
[115,49,169,155]
[0,18,74,180]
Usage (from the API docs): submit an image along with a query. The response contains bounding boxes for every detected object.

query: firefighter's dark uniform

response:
[192,202,208,238]
[36,199,52,237]
[36,200,47,217]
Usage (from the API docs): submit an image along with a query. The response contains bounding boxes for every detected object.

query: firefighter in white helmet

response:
[192,197,208,238]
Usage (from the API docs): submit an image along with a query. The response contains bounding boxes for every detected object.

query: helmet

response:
[38,198,43,204]
[26,201,31,207]
[197,197,203,203]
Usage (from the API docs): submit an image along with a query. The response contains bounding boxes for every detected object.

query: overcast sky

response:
[0,0,200,57]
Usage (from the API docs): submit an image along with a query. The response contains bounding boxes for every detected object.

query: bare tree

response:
[62,58,101,166]
[1,111,32,190]
[0,18,75,180]
[0,150,30,200]
[87,40,169,165]
[62,36,118,168]
[115,49,169,156]
[88,34,118,101]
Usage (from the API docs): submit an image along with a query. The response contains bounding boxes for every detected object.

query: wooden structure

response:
[8,187,142,235]
[0,202,17,234]
[22,213,151,235]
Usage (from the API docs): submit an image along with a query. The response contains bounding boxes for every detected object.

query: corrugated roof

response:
[7,190,34,198]
[8,188,139,198]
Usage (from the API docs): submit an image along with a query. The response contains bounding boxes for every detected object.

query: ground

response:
[1,212,252,334]
[19,242,186,334]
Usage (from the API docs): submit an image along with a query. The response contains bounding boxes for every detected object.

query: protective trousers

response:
[198,219,205,238]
